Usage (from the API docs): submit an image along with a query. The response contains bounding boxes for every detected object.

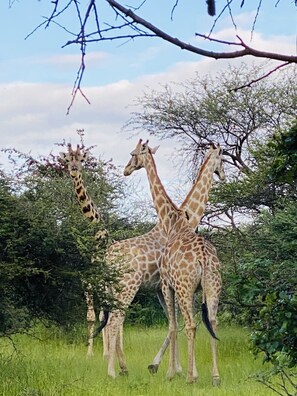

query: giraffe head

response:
[205,143,225,181]
[59,143,88,175]
[123,139,159,176]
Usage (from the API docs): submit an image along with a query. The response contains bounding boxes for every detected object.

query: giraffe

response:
[123,139,225,384]
[102,140,225,379]
[59,143,109,357]
[61,141,224,379]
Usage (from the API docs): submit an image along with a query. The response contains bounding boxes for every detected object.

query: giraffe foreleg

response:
[106,271,143,378]
[100,314,110,360]
[107,314,120,378]
[116,320,128,376]
[148,290,182,374]
[148,334,170,374]
[161,282,178,380]
[85,290,96,358]
[101,314,123,361]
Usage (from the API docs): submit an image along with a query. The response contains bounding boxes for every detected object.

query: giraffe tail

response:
[201,302,219,340]
[92,310,109,338]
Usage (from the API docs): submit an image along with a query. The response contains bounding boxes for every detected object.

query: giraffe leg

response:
[161,282,178,380]
[185,325,198,384]
[203,263,221,386]
[177,291,198,384]
[148,333,170,374]
[100,312,110,360]
[85,290,96,358]
[206,295,220,386]
[148,290,182,374]
[173,296,183,374]
[87,321,95,358]
[116,320,128,376]
[106,271,143,378]
[106,313,122,378]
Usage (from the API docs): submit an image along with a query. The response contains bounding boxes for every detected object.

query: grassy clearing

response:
[0,325,275,396]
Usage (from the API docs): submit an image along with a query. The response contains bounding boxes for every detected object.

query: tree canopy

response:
[125,64,297,227]
[0,139,140,336]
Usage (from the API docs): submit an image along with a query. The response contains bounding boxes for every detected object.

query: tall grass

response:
[0,325,275,396]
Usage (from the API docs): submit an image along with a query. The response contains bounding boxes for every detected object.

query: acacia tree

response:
[18,0,297,111]
[124,64,297,227]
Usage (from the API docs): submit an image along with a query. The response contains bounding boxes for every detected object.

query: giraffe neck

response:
[144,151,179,234]
[70,170,101,223]
[181,152,217,229]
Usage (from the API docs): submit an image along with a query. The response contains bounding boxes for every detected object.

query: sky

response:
[0,0,296,208]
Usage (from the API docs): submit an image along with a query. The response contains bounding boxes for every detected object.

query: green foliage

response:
[0,143,134,336]
[265,121,297,185]
[205,121,297,396]
[126,288,167,326]
[214,203,297,364]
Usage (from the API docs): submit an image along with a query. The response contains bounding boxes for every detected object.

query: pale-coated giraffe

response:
[61,142,224,379]
[123,139,225,384]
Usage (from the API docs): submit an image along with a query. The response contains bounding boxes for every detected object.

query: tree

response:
[124,64,297,227]
[208,123,297,395]
[0,141,131,336]
[20,0,297,110]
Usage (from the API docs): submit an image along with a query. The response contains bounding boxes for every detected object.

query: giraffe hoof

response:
[148,364,159,374]
[119,369,128,376]
[212,376,221,386]
[186,376,198,384]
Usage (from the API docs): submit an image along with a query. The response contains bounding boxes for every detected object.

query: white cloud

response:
[31,51,110,69]
[0,30,295,210]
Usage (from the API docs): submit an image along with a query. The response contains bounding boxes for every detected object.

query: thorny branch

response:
[25,0,297,112]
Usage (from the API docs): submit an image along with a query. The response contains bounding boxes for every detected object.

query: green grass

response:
[0,325,276,396]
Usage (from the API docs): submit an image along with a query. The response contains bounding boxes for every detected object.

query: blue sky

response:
[0,1,296,214]
[1,1,296,85]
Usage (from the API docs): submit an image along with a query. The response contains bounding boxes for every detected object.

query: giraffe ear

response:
[59,152,67,161]
[81,152,89,162]
[150,145,160,154]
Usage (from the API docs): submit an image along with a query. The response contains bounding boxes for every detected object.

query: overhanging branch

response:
[107,0,297,63]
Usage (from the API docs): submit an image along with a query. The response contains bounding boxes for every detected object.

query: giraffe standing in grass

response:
[60,141,224,380]
[59,143,109,357]
[102,140,224,380]
[123,139,225,384]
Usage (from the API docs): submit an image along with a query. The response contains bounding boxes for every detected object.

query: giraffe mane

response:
[181,147,213,210]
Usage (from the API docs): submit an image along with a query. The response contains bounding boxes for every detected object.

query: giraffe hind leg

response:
[205,296,220,386]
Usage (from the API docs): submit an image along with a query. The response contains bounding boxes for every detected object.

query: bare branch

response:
[195,33,242,47]
[107,0,297,63]
[251,0,263,40]
[234,62,291,90]
[208,0,234,37]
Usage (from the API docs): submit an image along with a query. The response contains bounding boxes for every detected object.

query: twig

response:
[251,0,263,40]
[234,62,290,90]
